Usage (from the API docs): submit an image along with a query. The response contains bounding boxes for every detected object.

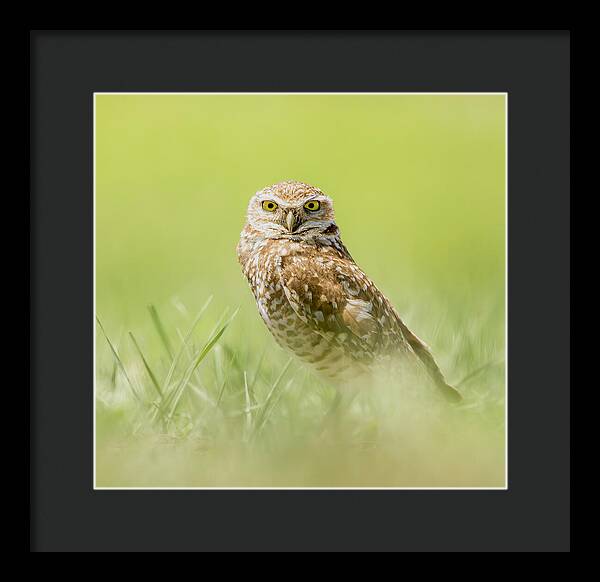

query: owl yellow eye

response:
[262,200,278,212]
[303,200,321,212]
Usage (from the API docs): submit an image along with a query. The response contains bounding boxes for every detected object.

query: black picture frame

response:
[30,30,570,552]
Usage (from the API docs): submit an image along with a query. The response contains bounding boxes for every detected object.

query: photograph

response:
[31,28,571,552]
[94,93,507,489]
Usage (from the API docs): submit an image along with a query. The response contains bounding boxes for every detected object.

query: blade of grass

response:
[206,307,231,340]
[243,371,252,437]
[220,343,242,377]
[205,307,231,385]
[226,404,261,418]
[252,378,294,439]
[147,304,174,361]
[247,347,267,406]
[109,327,124,390]
[209,337,239,406]
[160,296,213,397]
[96,316,142,403]
[165,309,239,426]
[164,305,231,413]
[250,358,293,440]
[215,378,227,408]
[189,383,217,407]
[213,344,226,388]
[177,328,207,390]
[165,328,230,425]
[128,331,163,398]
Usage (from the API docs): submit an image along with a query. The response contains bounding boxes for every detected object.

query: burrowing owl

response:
[237,180,461,401]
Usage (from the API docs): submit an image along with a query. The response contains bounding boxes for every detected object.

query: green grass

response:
[95,94,505,488]
[95,291,505,488]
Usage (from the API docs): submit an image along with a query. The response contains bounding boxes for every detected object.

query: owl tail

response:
[399,322,463,403]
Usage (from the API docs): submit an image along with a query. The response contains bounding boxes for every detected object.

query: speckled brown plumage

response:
[237,180,460,400]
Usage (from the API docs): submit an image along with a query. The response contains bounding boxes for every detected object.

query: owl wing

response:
[278,252,462,401]
[277,253,407,357]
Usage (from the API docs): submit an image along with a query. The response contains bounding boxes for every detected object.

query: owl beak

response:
[286,211,296,233]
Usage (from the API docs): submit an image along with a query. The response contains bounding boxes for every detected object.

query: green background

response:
[97,94,505,326]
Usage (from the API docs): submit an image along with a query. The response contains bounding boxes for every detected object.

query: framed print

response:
[30,30,570,552]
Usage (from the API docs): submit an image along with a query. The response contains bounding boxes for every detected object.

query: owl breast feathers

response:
[237,180,461,401]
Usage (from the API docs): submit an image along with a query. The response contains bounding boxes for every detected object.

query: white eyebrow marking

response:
[257,194,287,206]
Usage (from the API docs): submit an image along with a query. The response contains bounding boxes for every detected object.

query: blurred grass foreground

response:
[95,94,506,487]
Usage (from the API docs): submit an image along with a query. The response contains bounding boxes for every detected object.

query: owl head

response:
[244,180,338,240]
